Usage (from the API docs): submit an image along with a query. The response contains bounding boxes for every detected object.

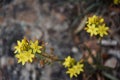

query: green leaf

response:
[102,71,119,80]
[84,3,101,14]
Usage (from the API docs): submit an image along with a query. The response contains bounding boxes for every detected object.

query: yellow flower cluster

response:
[14,38,42,65]
[85,15,109,37]
[63,56,75,68]
[113,0,120,4]
[63,56,84,78]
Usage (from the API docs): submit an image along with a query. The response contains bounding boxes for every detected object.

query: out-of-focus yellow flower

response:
[14,38,45,65]
[85,15,109,37]
[14,38,28,53]
[15,50,35,65]
[63,56,75,68]
[15,52,27,65]
[98,24,109,37]
[66,62,84,78]
[113,0,120,4]
[14,41,22,53]
[25,50,35,62]
[30,40,42,53]
[66,67,77,78]
[88,15,97,24]
[73,62,84,74]
[85,24,98,36]
[63,56,84,78]
[87,15,104,25]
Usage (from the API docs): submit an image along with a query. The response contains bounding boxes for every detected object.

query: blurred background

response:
[0,0,120,80]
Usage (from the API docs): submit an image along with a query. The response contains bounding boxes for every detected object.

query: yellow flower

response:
[73,62,84,74]
[87,15,97,24]
[113,0,120,4]
[99,18,104,23]
[66,62,84,78]
[63,56,75,68]
[97,24,109,37]
[25,50,35,62]
[87,15,104,25]
[66,67,77,78]
[15,52,27,65]
[30,40,42,53]
[14,41,23,53]
[15,50,35,65]
[85,24,98,36]
[14,38,28,53]
[85,15,109,37]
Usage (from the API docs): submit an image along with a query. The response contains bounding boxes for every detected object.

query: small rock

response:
[72,46,78,53]
[104,57,117,68]
[101,40,117,46]
[0,56,7,67]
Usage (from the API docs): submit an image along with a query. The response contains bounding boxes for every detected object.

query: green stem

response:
[98,38,103,64]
